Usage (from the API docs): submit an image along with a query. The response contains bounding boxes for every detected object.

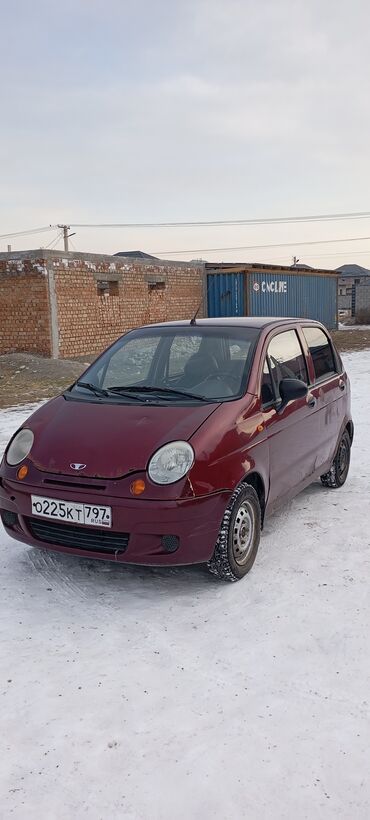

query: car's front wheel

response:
[208,484,261,582]
[320,428,351,489]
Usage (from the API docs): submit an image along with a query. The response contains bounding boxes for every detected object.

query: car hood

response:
[26,395,220,479]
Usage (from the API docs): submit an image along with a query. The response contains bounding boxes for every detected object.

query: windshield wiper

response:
[107,385,209,402]
[76,381,111,398]
[76,381,146,402]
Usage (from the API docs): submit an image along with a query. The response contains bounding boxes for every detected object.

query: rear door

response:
[260,328,322,509]
[299,325,346,468]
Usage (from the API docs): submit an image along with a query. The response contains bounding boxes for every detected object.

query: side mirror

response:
[278,378,308,412]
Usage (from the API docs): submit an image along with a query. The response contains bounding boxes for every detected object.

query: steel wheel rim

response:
[232,501,255,566]
[338,438,350,481]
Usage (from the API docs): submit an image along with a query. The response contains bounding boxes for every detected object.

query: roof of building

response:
[336,264,370,277]
[114,250,159,260]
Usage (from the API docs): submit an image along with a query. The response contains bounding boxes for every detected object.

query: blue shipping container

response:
[247,272,337,329]
[207,272,244,317]
[207,269,338,329]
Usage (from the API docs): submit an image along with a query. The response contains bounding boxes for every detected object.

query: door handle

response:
[339,380,345,391]
[307,394,316,408]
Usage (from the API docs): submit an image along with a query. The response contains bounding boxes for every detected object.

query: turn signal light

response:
[17,465,28,480]
[130,479,146,496]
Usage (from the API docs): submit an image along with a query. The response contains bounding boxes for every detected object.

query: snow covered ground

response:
[1,352,369,819]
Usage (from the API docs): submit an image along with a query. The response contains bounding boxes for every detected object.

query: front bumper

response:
[0,476,230,566]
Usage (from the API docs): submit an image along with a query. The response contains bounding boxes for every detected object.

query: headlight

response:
[6,429,34,466]
[148,441,194,485]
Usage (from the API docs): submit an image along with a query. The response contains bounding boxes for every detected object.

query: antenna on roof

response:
[190,299,202,326]
[190,273,212,325]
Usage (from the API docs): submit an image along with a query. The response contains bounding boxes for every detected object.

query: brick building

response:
[0,250,203,359]
[352,281,370,319]
[337,263,370,311]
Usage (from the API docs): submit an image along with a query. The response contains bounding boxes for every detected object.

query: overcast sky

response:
[1,0,370,268]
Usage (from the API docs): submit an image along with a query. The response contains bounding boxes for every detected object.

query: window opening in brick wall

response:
[148,281,166,291]
[97,280,119,296]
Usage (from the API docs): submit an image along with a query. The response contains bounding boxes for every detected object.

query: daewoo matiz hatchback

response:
[0,318,353,582]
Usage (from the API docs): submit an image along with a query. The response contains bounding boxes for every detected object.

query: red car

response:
[0,318,353,582]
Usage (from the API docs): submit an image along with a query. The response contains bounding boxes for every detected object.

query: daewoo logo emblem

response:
[70,463,87,471]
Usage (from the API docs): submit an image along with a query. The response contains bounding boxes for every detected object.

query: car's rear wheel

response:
[208,484,261,582]
[320,429,351,489]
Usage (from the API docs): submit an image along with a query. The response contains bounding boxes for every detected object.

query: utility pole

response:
[57,224,71,252]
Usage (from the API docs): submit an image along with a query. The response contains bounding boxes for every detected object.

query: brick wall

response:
[53,260,127,359]
[338,293,351,310]
[0,251,204,359]
[0,257,51,355]
[354,282,370,316]
[53,257,204,358]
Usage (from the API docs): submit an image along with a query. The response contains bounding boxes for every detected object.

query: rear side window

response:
[303,327,337,382]
[267,330,308,394]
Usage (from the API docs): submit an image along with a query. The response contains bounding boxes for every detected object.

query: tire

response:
[207,484,261,582]
[320,429,351,489]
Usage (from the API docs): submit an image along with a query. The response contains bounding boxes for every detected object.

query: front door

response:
[260,328,322,510]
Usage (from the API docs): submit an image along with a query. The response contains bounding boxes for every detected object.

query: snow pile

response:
[0,352,369,819]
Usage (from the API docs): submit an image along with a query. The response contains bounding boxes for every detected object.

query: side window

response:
[267,330,308,389]
[302,327,337,382]
[168,335,202,377]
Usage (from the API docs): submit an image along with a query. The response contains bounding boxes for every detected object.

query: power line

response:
[154,234,370,257]
[281,249,370,261]
[44,230,63,250]
[0,225,57,240]
[69,210,370,229]
[44,231,60,249]
[243,249,370,265]
[3,213,370,262]
[2,210,370,241]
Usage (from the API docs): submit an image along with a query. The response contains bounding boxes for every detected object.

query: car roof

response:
[145,317,323,330]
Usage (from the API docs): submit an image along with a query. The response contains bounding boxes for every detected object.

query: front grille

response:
[26,517,129,555]
[43,479,106,491]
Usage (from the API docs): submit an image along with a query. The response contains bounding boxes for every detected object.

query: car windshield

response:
[71,325,260,404]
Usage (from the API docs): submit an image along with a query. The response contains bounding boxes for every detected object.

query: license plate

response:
[31,495,112,528]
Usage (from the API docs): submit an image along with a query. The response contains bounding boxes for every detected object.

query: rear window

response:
[303,327,337,382]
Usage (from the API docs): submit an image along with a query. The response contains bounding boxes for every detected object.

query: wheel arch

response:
[242,471,266,527]
[345,420,354,444]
